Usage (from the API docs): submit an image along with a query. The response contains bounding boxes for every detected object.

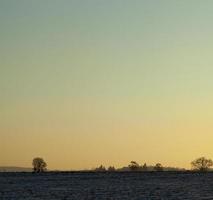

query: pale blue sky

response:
[1,0,213,99]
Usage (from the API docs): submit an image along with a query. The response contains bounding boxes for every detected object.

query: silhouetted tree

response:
[128,161,140,171]
[142,163,148,171]
[108,166,116,171]
[95,165,106,172]
[154,163,163,171]
[32,157,47,173]
[191,157,213,171]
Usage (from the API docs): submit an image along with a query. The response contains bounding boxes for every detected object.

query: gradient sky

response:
[1,0,213,170]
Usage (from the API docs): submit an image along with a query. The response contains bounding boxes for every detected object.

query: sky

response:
[1,0,213,170]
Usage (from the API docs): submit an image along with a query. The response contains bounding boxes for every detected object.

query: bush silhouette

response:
[128,161,140,171]
[154,163,163,171]
[95,165,106,172]
[32,157,47,173]
[108,166,116,171]
[191,157,213,171]
[142,163,148,171]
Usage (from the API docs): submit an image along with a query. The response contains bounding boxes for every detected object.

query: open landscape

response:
[2,1,213,199]
[1,172,213,200]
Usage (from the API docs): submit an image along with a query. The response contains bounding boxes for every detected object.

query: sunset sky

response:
[1,0,213,170]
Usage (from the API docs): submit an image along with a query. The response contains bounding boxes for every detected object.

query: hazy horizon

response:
[1,0,213,170]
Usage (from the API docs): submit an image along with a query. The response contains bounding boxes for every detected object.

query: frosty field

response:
[1,172,213,200]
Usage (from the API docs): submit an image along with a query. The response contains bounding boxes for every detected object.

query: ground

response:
[1,172,213,199]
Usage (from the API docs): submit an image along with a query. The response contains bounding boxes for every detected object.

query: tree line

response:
[94,162,166,172]
[32,156,213,173]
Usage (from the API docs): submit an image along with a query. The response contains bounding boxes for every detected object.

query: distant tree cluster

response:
[93,157,213,172]
[128,161,164,172]
[31,156,213,173]
[191,157,213,172]
[108,166,116,171]
[94,165,116,172]
[94,165,106,172]
[128,161,140,171]
[154,163,163,171]
[93,161,165,172]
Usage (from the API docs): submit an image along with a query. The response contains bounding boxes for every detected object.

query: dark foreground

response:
[1,172,213,200]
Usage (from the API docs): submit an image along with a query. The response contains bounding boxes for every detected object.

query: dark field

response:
[1,172,213,199]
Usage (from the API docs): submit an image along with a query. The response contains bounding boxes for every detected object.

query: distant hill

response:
[0,167,32,172]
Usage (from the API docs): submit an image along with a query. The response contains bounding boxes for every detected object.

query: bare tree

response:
[154,163,163,171]
[191,157,213,171]
[32,157,47,173]
[128,161,140,171]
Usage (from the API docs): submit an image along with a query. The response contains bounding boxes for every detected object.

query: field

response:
[1,172,213,199]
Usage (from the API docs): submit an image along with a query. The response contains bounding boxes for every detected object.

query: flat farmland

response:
[1,172,213,199]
